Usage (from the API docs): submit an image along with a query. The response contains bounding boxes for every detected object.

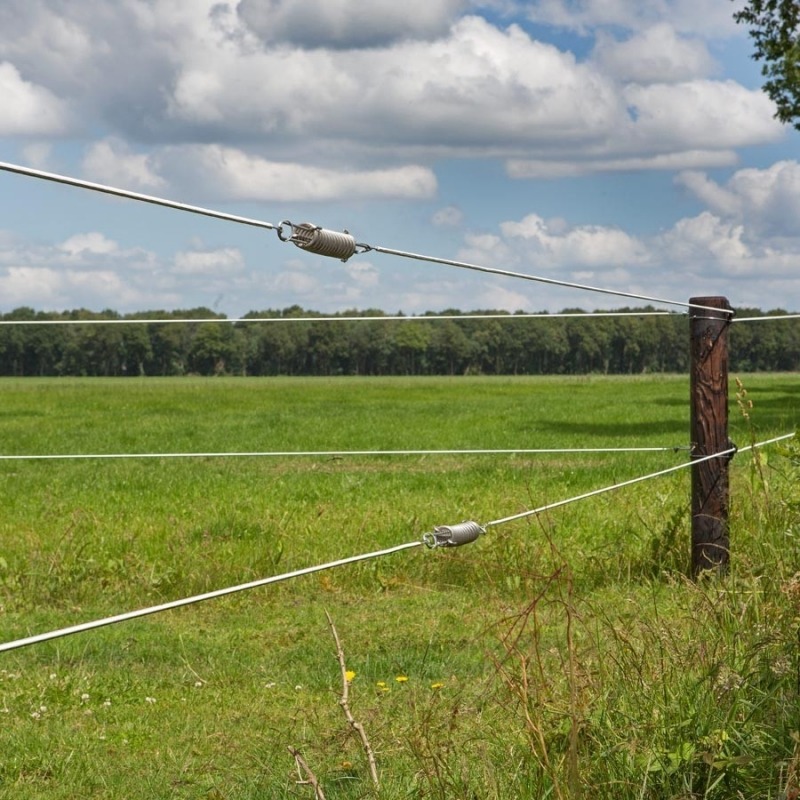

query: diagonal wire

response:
[0,161,276,231]
[1,160,726,315]
[0,541,422,654]
[736,433,796,454]
[483,432,795,529]
[359,244,733,315]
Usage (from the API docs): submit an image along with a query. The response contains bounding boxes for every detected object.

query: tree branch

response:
[325,610,380,789]
[288,746,326,800]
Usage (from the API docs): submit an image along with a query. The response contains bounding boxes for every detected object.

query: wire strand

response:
[364,244,733,315]
[736,432,796,453]
[733,314,800,323]
[0,541,422,654]
[0,446,691,462]
[1,433,793,654]
[0,160,723,315]
[483,432,795,528]
[0,161,276,232]
[0,310,681,326]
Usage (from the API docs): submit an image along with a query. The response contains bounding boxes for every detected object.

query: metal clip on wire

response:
[277,220,358,262]
[423,521,484,549]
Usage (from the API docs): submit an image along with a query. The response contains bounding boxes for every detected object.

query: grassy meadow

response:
[0,374,799,799]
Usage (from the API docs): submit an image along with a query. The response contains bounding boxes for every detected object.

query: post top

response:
[689,297,733,317]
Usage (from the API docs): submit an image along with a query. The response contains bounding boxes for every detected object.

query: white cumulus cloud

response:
[0,3,783,187]
[344,260,379,288]
[83,138,166,190]
[166,16,623,153]
[0,266,65,306]
[60,232,119,257]
[592,23,716,84]
[238,0,467,48]
[156,145,437,202]
[624,80,782,152]
[659,212,751,268]
[524,0,740,36]
[0,62,69,135]
[507,149,739,179]
[500,213,649,269]
[173,247,244,276]
[677,161,800,236]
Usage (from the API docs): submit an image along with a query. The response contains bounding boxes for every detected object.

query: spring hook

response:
[276,220,357,262]
[423,521,484,549]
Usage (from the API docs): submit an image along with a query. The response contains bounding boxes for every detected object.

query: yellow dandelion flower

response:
[376,681,387,687]
[345,670,356,683]
[395,675,409,683]
[430,682,444,690]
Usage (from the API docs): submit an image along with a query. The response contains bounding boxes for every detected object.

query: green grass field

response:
[1,375,799,799]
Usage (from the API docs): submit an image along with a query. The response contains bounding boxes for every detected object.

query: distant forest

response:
[1,305,798,377]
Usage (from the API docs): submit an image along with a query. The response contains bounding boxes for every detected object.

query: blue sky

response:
[0,0,798,316]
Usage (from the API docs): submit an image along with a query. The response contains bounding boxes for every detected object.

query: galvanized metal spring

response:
[277,221,357,262]
[423,521,484,549]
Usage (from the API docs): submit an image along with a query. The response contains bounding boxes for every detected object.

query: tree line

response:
[0,305,798,377]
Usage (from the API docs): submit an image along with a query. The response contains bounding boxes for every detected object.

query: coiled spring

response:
[423,521,484,549]
[277,221,357,262]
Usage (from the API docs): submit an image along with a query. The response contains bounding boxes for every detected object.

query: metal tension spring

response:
[423,521,485,549]
[277,220,363,262]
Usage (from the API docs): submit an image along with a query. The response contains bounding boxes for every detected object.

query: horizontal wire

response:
[364,244,733,316]
[483,432,795,529]
[0,161,276,232]
[0,310,681,326]
[0,541,422,654]
[733,314,800,323]
[0,446,691,462]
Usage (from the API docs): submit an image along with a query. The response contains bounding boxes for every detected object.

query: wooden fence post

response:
[689,296,733,576]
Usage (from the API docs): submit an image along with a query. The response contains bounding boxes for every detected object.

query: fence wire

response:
[0,160,730,316]
[0,432,792,656]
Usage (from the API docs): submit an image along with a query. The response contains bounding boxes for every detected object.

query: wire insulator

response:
[282,221,357,262]
[423,521,484,549]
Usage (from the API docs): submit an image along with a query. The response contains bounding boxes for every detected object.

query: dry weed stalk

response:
[325,609,380,789]
[784,732,800,800]
[288,746,326,800]
[492,594,566,800]
[490,522,588,800]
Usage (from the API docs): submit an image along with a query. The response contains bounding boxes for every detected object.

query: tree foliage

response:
[0,305,797,377]
[734,0,800,129]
